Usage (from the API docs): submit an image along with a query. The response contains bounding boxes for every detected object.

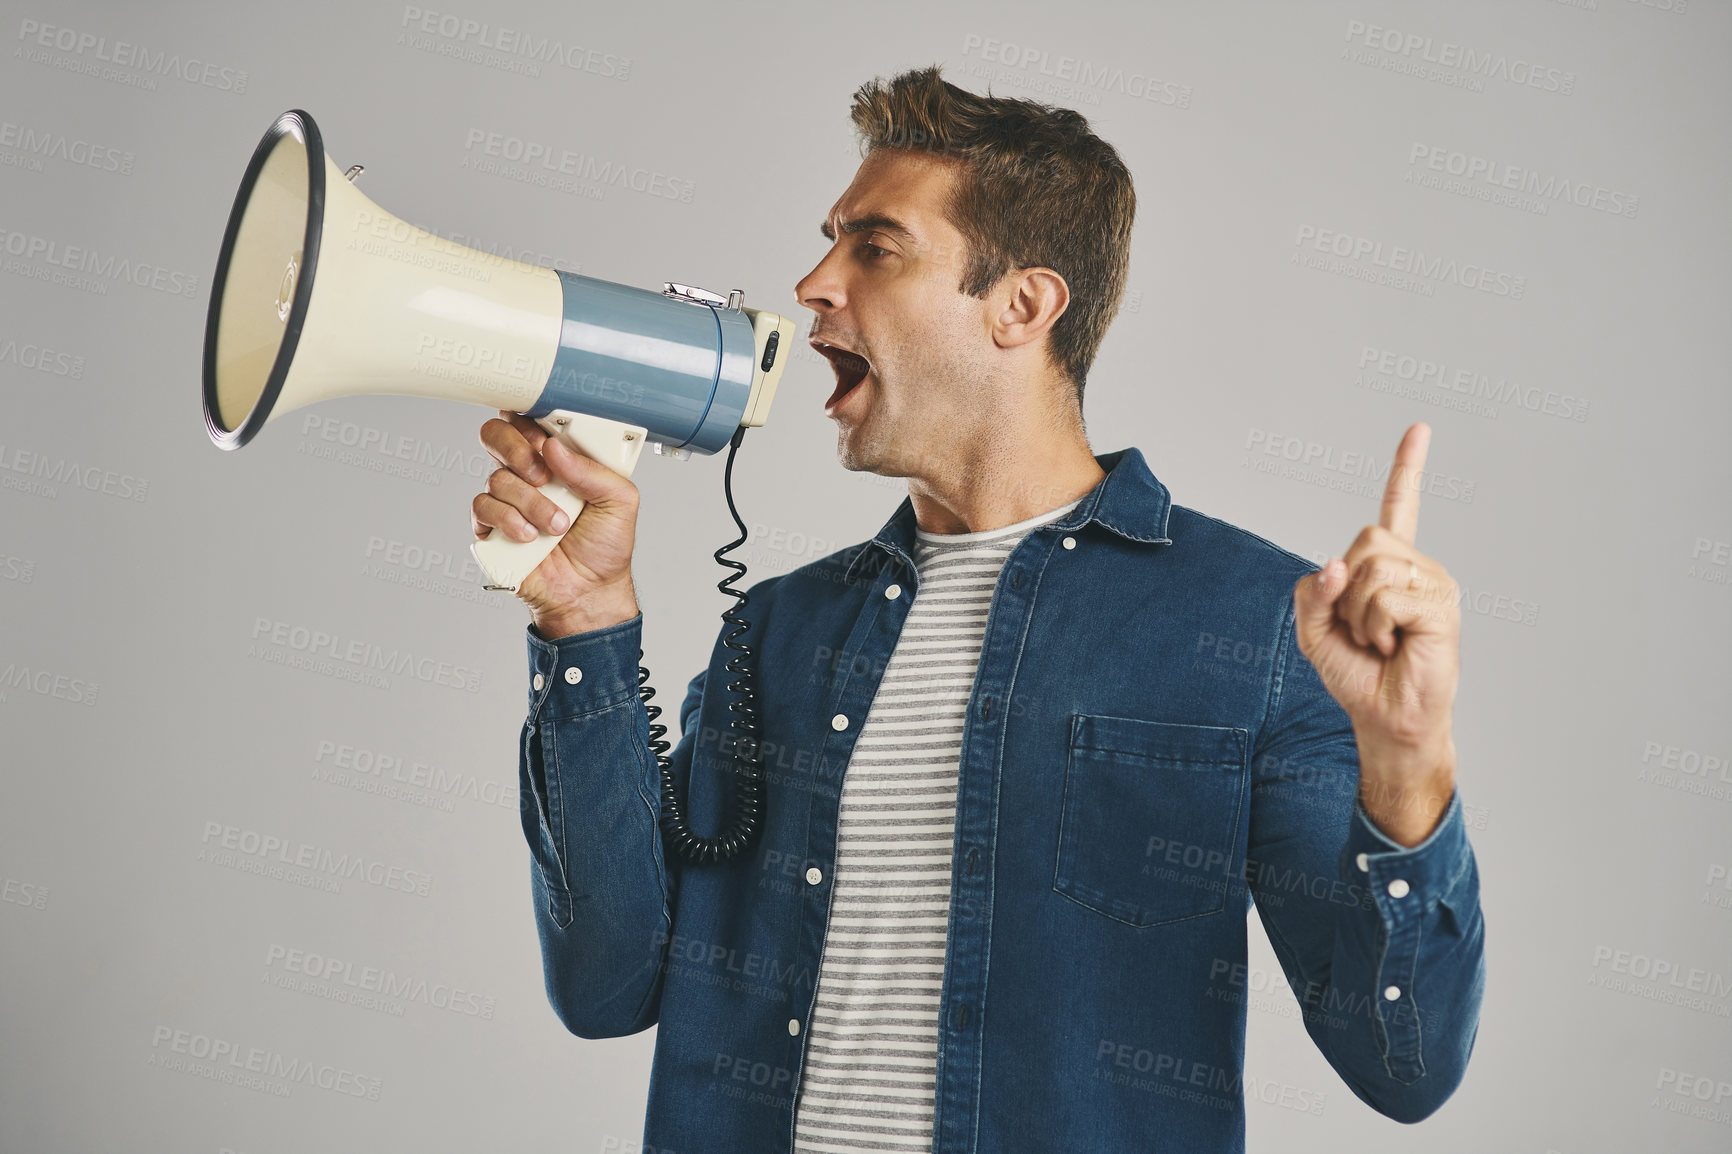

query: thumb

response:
[1293,558,1346,656]
[541,434,628,506]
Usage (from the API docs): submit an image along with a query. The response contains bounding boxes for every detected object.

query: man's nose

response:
[795,254,844,313]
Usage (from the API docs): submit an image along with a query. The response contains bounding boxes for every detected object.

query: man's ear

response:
[992,267,1069,352]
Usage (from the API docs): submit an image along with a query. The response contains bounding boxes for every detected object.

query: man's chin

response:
[832,405,914,477]
[835,442,873,473]
[834,428,884,475]
[835,441,912,482]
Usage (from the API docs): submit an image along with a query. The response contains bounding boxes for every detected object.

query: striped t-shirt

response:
[792,497,1083,1153]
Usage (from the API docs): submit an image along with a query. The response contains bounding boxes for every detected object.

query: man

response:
[472,65,1484,1154]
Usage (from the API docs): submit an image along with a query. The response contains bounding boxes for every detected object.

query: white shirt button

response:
[564,666,582,685]
[831,713,849,731]
[885,583,901,599]
[1383,985,1402,1001]
[1355,852,1369,872]
[1062,536,1077,550]
[532,673,544,691]
[806,866,822,885]
[788,1018,801,1036]
[1387,878,1410,899]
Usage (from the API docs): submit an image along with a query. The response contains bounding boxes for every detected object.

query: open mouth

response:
[813,339,872,411]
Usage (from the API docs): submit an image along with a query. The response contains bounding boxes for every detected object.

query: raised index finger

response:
[1379,422,1431,544]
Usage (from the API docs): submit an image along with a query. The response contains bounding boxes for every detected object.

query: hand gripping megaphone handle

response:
[471,409,651,593]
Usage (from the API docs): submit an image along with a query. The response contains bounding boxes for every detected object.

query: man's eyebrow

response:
[819,214,917,245]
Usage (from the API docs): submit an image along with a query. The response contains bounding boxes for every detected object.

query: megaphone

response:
[202,108,796,593]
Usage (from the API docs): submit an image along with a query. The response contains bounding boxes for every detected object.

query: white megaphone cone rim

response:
[202,109,325,451]
[203,109,571,453]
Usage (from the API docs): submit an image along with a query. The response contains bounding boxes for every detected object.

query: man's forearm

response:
[1355,730,1458,848]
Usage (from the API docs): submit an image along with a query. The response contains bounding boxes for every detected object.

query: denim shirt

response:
[518,446,1485,1153]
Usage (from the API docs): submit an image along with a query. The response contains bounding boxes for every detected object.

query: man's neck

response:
[906,428,1105,536]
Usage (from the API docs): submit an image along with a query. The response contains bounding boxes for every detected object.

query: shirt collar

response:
[842,446,1173,583]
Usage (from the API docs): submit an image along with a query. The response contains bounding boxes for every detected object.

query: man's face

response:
[795,148,1004,478]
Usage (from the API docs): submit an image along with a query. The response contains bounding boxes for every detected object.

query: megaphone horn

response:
[203,109,796,592]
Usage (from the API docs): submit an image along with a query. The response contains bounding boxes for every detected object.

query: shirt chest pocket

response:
[1052,714,1249,928]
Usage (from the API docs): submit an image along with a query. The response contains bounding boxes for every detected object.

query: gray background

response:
[1,0,1728,1150]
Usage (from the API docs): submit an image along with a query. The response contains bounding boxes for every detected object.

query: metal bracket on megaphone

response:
[471,410,649,593]
[662,282,743,311]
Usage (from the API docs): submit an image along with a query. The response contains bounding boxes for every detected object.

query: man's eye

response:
[859,242,890,260]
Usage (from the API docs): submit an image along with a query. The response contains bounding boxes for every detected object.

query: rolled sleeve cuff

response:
[1341,787,1472,917]
[525,613,644,720]
[1339,787,1475,1079]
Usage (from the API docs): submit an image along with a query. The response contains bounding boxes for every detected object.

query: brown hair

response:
[849,64,1135,409]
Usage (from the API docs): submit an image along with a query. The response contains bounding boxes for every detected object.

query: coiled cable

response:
[642,424,765,865]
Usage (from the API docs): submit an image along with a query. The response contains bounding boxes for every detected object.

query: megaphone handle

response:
[471,410,650,593]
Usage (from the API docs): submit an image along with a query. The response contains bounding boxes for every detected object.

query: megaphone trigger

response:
[470,410,649,592]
